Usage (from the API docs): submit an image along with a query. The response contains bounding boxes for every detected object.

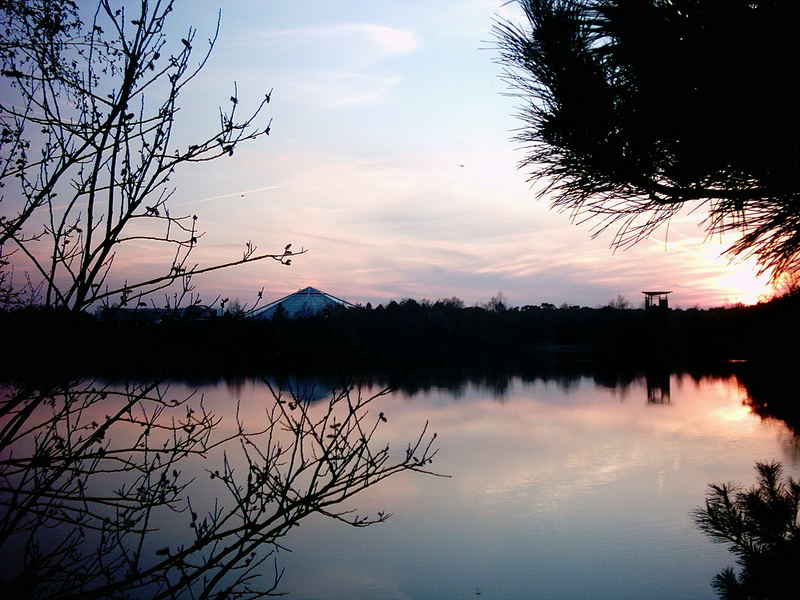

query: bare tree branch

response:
[1,0,291,311]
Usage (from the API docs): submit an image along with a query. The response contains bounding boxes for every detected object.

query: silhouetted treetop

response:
[496,0,800,279]
[693,461,800,599]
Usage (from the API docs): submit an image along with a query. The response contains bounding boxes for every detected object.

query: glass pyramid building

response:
[252,286,355,319]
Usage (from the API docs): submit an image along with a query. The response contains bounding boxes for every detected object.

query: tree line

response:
[4,288,797,379]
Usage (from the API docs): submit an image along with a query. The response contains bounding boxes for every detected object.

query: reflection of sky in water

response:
[237,374,792,600]
[37,374,793,599]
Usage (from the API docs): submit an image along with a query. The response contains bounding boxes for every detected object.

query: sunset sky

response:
[109,0,775,309]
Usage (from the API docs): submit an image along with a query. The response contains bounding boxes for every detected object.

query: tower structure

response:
[642,290,671,310]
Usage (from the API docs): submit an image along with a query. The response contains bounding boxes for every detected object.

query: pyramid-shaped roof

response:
[252,286,355,319]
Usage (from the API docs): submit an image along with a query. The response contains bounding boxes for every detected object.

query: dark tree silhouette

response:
[692,462,800,599]
[0,0,298,312]
[0,379,438,600]
[0,3,439,599]
[495,0,800,279]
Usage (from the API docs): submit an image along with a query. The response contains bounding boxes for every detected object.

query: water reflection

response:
[737,363,800,451]
[0,380,436,600]
[189,364,800,443]
[646,369,671,404]
[235,371,796,600]
[2,367,798,600]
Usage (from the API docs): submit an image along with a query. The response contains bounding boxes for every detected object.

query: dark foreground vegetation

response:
[4,290,798,380]
[694,462,800,600]
[7,291,799,438]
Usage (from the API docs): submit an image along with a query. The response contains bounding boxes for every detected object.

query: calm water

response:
[189,372,797,600]
[4,371,796,599]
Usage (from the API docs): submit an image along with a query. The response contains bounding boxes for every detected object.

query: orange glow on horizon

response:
[687,240,777,306]
[713,265,775,306]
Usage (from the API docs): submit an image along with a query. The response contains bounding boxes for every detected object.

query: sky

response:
[56,0,780,308]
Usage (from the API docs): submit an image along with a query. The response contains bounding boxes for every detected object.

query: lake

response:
[190,369,797,600]
[2,367,796,599]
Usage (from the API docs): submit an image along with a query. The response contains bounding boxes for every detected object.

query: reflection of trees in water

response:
[158,360,800,446]
[169,363,796,431]
[735,363,800,450]
[0,381,437,599]
[368,361,638,399]
[646,370,671,404]
[693,462,800,599]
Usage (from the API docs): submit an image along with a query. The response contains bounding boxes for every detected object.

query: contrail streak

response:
[173,184,281,207]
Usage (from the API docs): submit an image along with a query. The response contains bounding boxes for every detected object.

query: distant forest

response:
[5,290,798,379]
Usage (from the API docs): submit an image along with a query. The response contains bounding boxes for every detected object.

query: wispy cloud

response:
[292,72,402,107]
[244,23,419,56]
[234,23,417,107]
[162,3,776,309]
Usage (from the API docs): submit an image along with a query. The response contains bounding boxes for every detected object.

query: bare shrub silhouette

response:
[0,0,299,312]
[0,379,438,599]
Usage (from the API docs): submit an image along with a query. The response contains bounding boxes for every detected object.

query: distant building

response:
[99,304,218,323]
[252,286,355,319]
[642,290,671,310]
[642,290,672,350]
